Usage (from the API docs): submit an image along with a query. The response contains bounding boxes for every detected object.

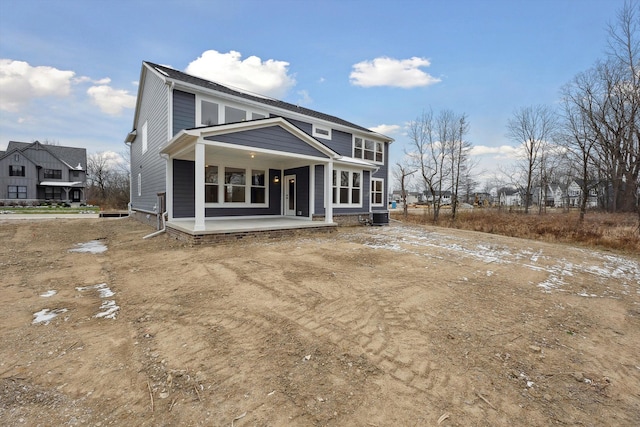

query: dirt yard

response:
[1,217,639,426]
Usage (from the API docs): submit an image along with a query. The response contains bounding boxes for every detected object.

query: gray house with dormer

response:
[0,141,87,205]
[125,61,392,240]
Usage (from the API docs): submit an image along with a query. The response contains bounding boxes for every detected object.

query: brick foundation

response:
[165,224,336,245]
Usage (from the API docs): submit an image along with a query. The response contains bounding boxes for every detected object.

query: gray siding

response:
[130,68,169,213]
[173,90,195,135]
[0,153,38,199]
[173,159,195,218]
[206,126,328,158]
[283,166,309,217]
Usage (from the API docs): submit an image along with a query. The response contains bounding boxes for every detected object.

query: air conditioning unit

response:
[371,211,389,226]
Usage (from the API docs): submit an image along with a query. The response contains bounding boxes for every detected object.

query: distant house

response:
[424,190,452,205]
[0,141,87,205]
[390,190,423,205]
[473,192,492,206]
[125,61,393,238]
[567,179,599,208]
[498,187,522,206]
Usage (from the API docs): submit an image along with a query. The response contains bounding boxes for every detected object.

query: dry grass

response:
[392,208,640,254]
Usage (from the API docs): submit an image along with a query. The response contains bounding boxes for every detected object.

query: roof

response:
[143,61,391,140]
[3,141,87,170]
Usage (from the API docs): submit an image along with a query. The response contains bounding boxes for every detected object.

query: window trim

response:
[9,165,25,177]
[312,124,332,140]
[8,185,27,199]
[196,95,268,127]
[137,173,142,197]
[352,136,384,164]
[203,163,269,208]
[371,178,385,207]
[332,168,362,207]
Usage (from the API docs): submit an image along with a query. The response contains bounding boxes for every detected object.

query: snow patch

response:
[69,240,107,254]
[32,308,68,325]
[40,290,57,298]
[76,283,119,319]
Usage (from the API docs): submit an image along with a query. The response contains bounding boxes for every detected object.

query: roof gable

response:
[142,61,392,141]
[4,140,87,170]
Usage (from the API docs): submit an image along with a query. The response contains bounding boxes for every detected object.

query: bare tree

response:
[446,113,471,219]
[393,162,417,218]
[506,105,559,214]
[86,151,130,209]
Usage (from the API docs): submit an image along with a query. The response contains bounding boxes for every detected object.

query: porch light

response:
[273,176,280,183]
[250,152,255,159]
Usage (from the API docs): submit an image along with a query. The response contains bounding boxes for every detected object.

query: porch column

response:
[325,160,333,223]
[194,140,206,231]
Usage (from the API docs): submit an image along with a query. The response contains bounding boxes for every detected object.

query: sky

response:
[0,0,628,186]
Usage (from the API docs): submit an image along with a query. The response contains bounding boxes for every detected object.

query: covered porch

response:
[160,117,338,235]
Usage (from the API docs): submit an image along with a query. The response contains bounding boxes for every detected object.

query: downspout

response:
[143,211,167,239]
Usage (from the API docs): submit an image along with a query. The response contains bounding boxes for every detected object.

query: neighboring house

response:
[532,184,556,207]
[424,190,452,205]
[567,179,599,208]
[473,192,492,206]
[498,187,522,206]
[125,61,393,237]
[390,190,422,205]
[0,141,87,205]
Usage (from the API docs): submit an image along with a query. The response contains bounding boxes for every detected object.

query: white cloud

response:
[350,56,441,88]
[185,50,296,99]
[296,89,312,105]
[0,59,76,112]
[370,124,401,135]
[470,145,521,159]
[87,85,136,116]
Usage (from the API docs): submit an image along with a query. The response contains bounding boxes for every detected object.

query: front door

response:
[71,189,81,202]
[284,175,296,216]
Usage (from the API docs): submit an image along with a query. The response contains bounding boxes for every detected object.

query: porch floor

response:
[166,216,337,235]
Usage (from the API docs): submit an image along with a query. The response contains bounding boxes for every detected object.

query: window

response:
[353,137,383,163]
[72,170,80,178]
[137,173,141,197]
[45,187,62,200]
[224,167,246,202]
[9,165,25,177]
[14,154,20,161]
[333,170,361,206]
[205,166,219,203]
[312,124,332,139]
[252,112,266,120]
[371,178,384,206]
[250,170,266,204]
[225,106,246,123]
[201,100,219,126]
[44,169,62,179]
[8,185,27,199]
[141,121,148,154]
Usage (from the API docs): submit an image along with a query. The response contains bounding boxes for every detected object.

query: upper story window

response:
[72,170,80,178]
[44,169,62,179]
[312,124,332,140]
[225,106,246,123]
[141,121,148,154]
[198,96,266,126]
[202,101,219,126]
[9,165,25,177]
[353,137,383,163]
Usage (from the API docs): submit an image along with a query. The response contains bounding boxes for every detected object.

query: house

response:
[390,190,422,205]
[0,141,87,205]
[567,179,599,208]
[424,190,452,205]
[125,61,393,240]
[498,187,522,207]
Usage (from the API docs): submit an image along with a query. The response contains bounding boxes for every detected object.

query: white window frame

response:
[137,173,142,197]
[196,95,267,127]
[312,124,332,140]
[371,178,384,207]
[352,136,384,164]
[203,163,269,208]
[141,121,148,154]
[332,168,362,207]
